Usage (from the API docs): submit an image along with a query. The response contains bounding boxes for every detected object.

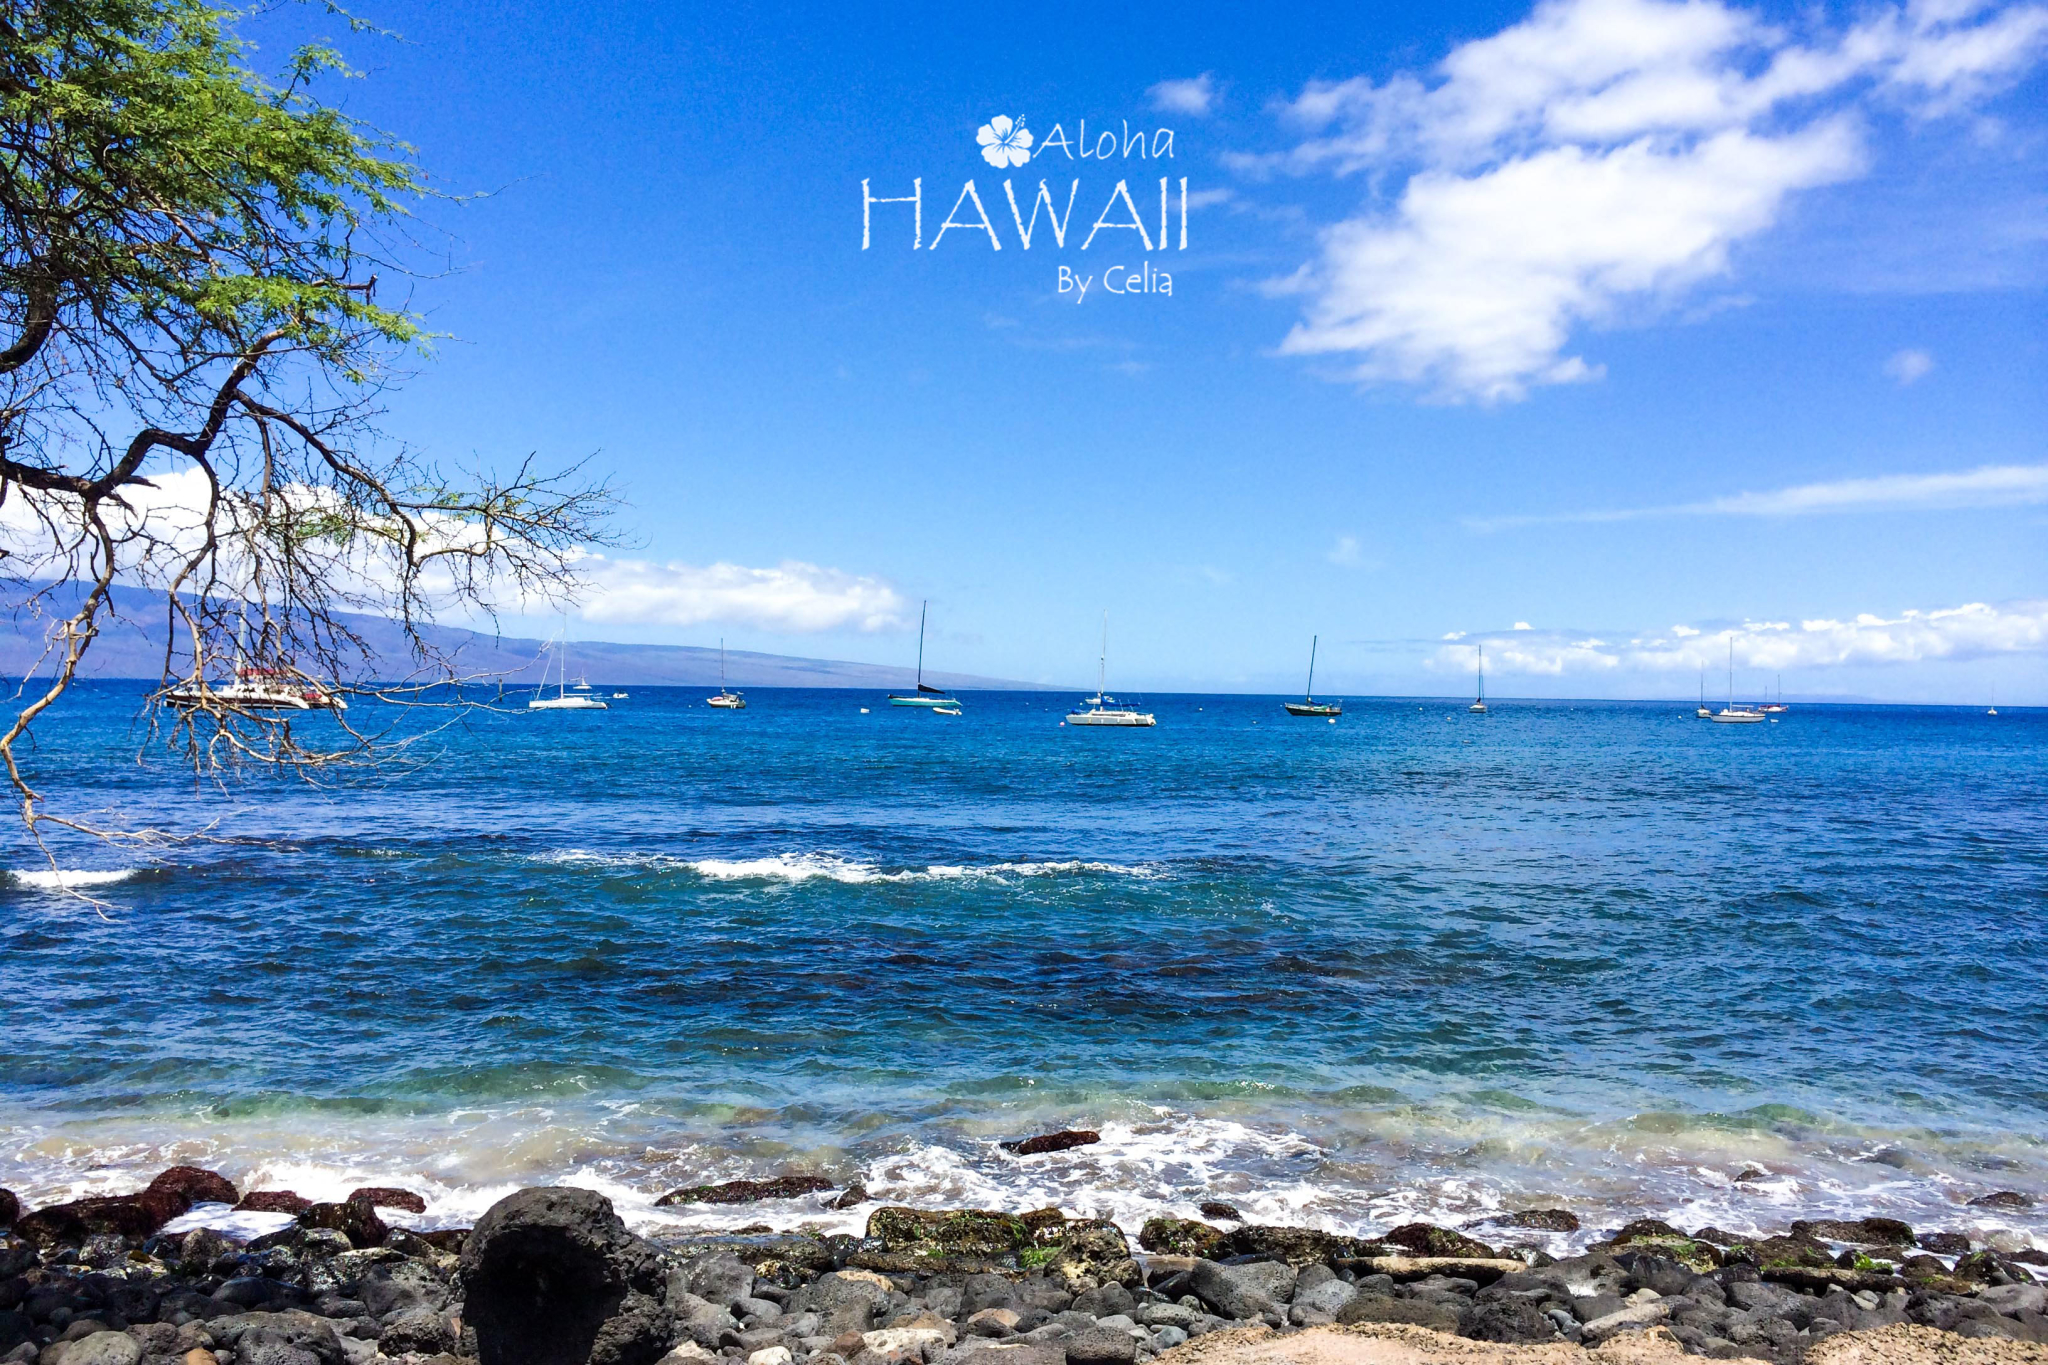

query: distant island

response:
[0,585,1064,692]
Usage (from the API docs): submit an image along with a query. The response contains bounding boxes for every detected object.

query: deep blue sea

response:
[1,683,2044,1253]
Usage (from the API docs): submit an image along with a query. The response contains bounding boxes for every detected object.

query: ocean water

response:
[2,683,2044,1254]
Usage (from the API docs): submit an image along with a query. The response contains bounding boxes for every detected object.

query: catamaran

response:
[1468,644,1488,713]
[1067,612,1155,727]
[707,639,745,709]
[529,632,608,710]
[164,620,346,711]
[1283,636,1342,717]
[1708,640,1763,723]
[888,602,960,710]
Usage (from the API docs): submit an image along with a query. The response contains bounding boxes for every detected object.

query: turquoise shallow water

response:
[1,684,2043,1250]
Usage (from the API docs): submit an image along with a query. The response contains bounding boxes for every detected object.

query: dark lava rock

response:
[237,1192,313,1216]
[1739,1236,1835,1270]
[1969,1191,2035,1209]
[1000,1131,1101,1157]
[347,1187,427,1214]
[212,1310,346,1365]
[1478,1210,1580,1233]
[1137,1218,1224,1259]
[1037,1217,1140,1288]
[380,1306,457,1355]
[0,1190,17,1228]
[1226,1225,1382,1266]
[17,1188,191,1245]
[418,1228,470,1254]
[867,1207,1031,1260]
[298,1195,386,1249]
[1459,1297,1559,1343]
[656,1176,835,1207]
[148,1167,238,1208]
[1337,1293,1462,1334]
[1199,1202,1243,1222]
[1382,1223,1498,1259]
[1190,1259,1295,1319]
[461,1186,672,1365]
[833,1185,870,1209]
[1791,1218,1914,1247]
[1913,1231,1970,1255]
[1691,1227,1745,1246]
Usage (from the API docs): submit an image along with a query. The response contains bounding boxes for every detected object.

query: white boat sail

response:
[1708,640,1763,723]
[1067,612,1155,727]
[708,639,745,709]
[530,629,608,710]
[888,602,960,709]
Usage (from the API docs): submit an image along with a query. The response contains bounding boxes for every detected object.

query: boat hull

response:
[1068,710,1155,727]
[529,697,608,710]
[889,694,958,708]
[1708,710,1765,723]
[1283,701,1342,717]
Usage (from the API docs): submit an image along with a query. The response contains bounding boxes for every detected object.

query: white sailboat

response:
[1067,612,1155,727]
[529,629,608,710]
[1468,644,1488,713]
[1283,636,1341,717]
[707,639,745,709]
[888,602,960,710]
[1759,673,1788,714]
[1708,640,1763,723]
[1696,667,1712,719]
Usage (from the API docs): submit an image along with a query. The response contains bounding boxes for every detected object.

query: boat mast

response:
[1306,636,1317,703]
[721,638,727,690]
[1098,611,1108,700]
[1477,643,1485,704]
[916,601,927,689]
[1727,639,1734,709]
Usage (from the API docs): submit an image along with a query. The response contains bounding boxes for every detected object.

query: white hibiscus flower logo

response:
[976,115,1033,168]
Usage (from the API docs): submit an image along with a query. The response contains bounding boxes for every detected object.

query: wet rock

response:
[1134,1220,1222,1260]
[460,1186,672,1365]
[1336,1294,1461,1334]
[1969,1192,2035,1209]
[1618,1254,1702,1298]
[1476,1210,1579,1234]
[296,1198,384,1252]
[1037,1220,1137,1291]
[1735,1236,1834,1270]
[1690,1227,1744,1247]
[1196,1204,1240,1223]
[236,1194,312,1217]
[149,1171,238,1210]
[656,1178,835,1208]
[0,1193,16,1229]
[357,1260,448,1318]
[1381,1224,1497,1260]
[1188,1260,1293,1320]
[1790,1218,1914,1247]
[174,1231,239,1278]
[865,1210,1030,1262]
[833,1187,870,1210]
[999,1133,1100,1158]
[344,1189,425,1215]
[1226,1226,1380,1266]
[18,1189,190,1247]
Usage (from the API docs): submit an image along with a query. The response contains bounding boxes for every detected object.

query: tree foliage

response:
[0,0,614,846]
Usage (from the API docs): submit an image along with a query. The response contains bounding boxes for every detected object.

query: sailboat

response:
[707,639,745,709]
[888,602,960,709]
[1067,612,1155,727]
[1708,640,1763,723]
[529,629,608,710]
[1759,674,1788,714]
[1468,644,1488,713]
[1696,667,1712,719]
[1283,636,1342,717]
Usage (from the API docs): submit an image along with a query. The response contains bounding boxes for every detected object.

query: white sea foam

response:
[535,849,1162,886]
[7,868,141,891]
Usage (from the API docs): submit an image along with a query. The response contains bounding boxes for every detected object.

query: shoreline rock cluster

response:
[1,1170,2043,1365]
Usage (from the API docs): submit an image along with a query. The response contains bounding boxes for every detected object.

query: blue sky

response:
[257,0,2046,701]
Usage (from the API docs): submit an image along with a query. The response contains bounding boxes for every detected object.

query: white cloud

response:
[1149,73,1220,116]
[1885,347,1936,383]
[1429,599,2048,674]
[1252,0,2048,401]
[1469,461,2048,529]
[1327,535,1366,567]
[576,556,908,633]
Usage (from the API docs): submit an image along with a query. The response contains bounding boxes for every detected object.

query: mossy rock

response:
[1383,1223,1499,1260]
[865,1207,1031,1259]
[1042,1219,1139,1290]
[1137,1216,1226,1258]
[1226,1225,1387,1266]
[1746,1236,1836,1270]
[1616,1236,1723,1272]
[1791,1218,1914,1247]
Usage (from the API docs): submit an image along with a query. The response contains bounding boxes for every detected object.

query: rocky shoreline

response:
[1,1168,2043,1365]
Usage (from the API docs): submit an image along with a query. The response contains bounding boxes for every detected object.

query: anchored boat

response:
[888,602,960,710]
[1283,636,1342,717]
[530,631,608,710]
[708,639,745,709]
[1067,612,1155,727]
